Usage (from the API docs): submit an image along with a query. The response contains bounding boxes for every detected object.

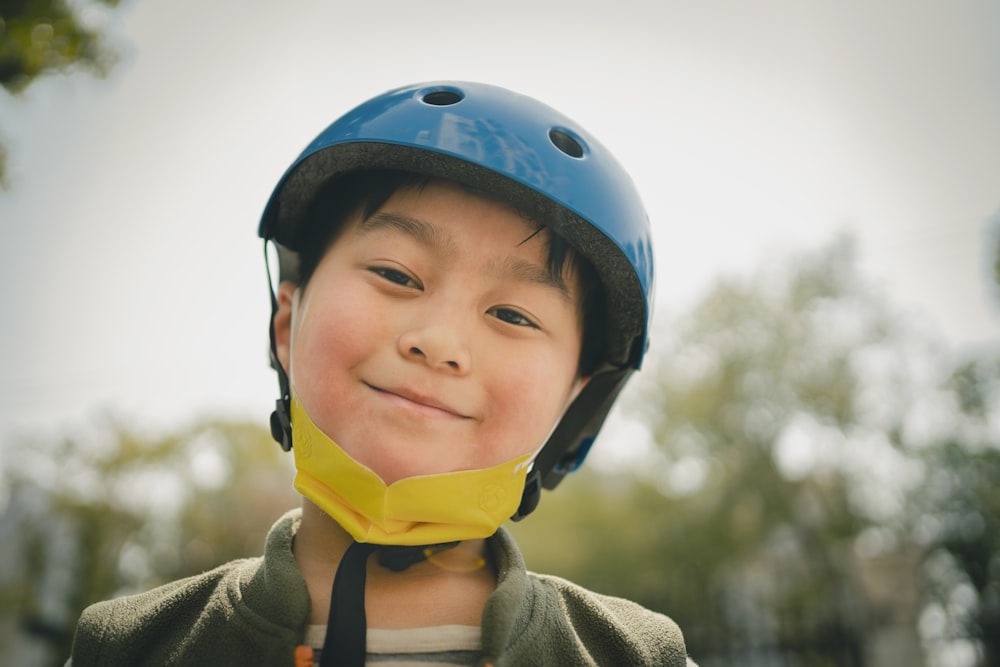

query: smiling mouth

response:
[365,383,470,420]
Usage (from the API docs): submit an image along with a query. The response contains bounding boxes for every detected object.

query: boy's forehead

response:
[403,177,541,224]
[344,178,548,246]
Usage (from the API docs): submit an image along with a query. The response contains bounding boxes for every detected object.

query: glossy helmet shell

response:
[259,82,654,509]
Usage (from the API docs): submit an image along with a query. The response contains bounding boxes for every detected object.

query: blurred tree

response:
[624,236,905,664]
[0,417,299,667]
[0,0,123,184]
[915,359,1000,667]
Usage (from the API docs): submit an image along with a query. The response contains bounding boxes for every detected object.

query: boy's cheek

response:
[496,367,574,428]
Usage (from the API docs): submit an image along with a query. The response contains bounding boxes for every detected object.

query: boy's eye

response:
[489,307,538,328]
[370,267,421,289]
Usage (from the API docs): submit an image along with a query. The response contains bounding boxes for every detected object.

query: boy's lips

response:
[365,382,471,420]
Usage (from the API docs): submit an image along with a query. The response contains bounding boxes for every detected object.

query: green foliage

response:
[0,0,122,184]
[0,0,120,93]
[915,359,1000,666]
[0,417,299,666]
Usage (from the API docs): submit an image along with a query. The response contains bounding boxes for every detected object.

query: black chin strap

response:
[320,541,459,667]
[322,542,376,667]
[264,241,293,452]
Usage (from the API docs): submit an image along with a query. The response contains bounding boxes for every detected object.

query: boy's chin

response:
[347,445,504,486]
[360,453,465,486]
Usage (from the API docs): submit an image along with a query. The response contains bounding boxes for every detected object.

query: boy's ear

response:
[273,281,298,371]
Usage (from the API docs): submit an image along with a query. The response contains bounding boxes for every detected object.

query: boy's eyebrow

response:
[359,212,452,251]
[491,257,571,301]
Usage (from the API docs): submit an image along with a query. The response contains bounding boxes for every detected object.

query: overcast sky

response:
[1,0,998,440]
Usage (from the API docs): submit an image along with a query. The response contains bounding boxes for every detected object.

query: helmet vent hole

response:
[422,90,464,106]
[549,128,585,158]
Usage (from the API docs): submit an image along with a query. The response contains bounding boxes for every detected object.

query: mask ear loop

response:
[265,240,293,451]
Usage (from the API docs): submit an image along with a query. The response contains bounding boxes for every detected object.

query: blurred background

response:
[1,1,998,665]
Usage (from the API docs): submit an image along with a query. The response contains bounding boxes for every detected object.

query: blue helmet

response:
[259,81,654,518]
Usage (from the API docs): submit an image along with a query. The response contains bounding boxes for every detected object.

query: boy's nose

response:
[397,326,472,374]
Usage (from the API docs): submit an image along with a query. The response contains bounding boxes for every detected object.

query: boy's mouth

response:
[364,382,471,420]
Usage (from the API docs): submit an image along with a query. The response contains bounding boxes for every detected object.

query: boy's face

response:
[274,180,587,485]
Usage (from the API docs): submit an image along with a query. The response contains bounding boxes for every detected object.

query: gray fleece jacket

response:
[70,509,689,666]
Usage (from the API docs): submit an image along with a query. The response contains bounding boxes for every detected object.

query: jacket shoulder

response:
[71,558,259,666]
[70,509,308,666]
[529,572,689,666]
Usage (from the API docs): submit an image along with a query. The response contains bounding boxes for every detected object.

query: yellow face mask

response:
[291,395,534,546]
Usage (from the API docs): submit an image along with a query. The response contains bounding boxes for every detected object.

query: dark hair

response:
[291,170,606,376]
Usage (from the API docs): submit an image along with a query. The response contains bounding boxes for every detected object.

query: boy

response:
[69,82,692,666]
